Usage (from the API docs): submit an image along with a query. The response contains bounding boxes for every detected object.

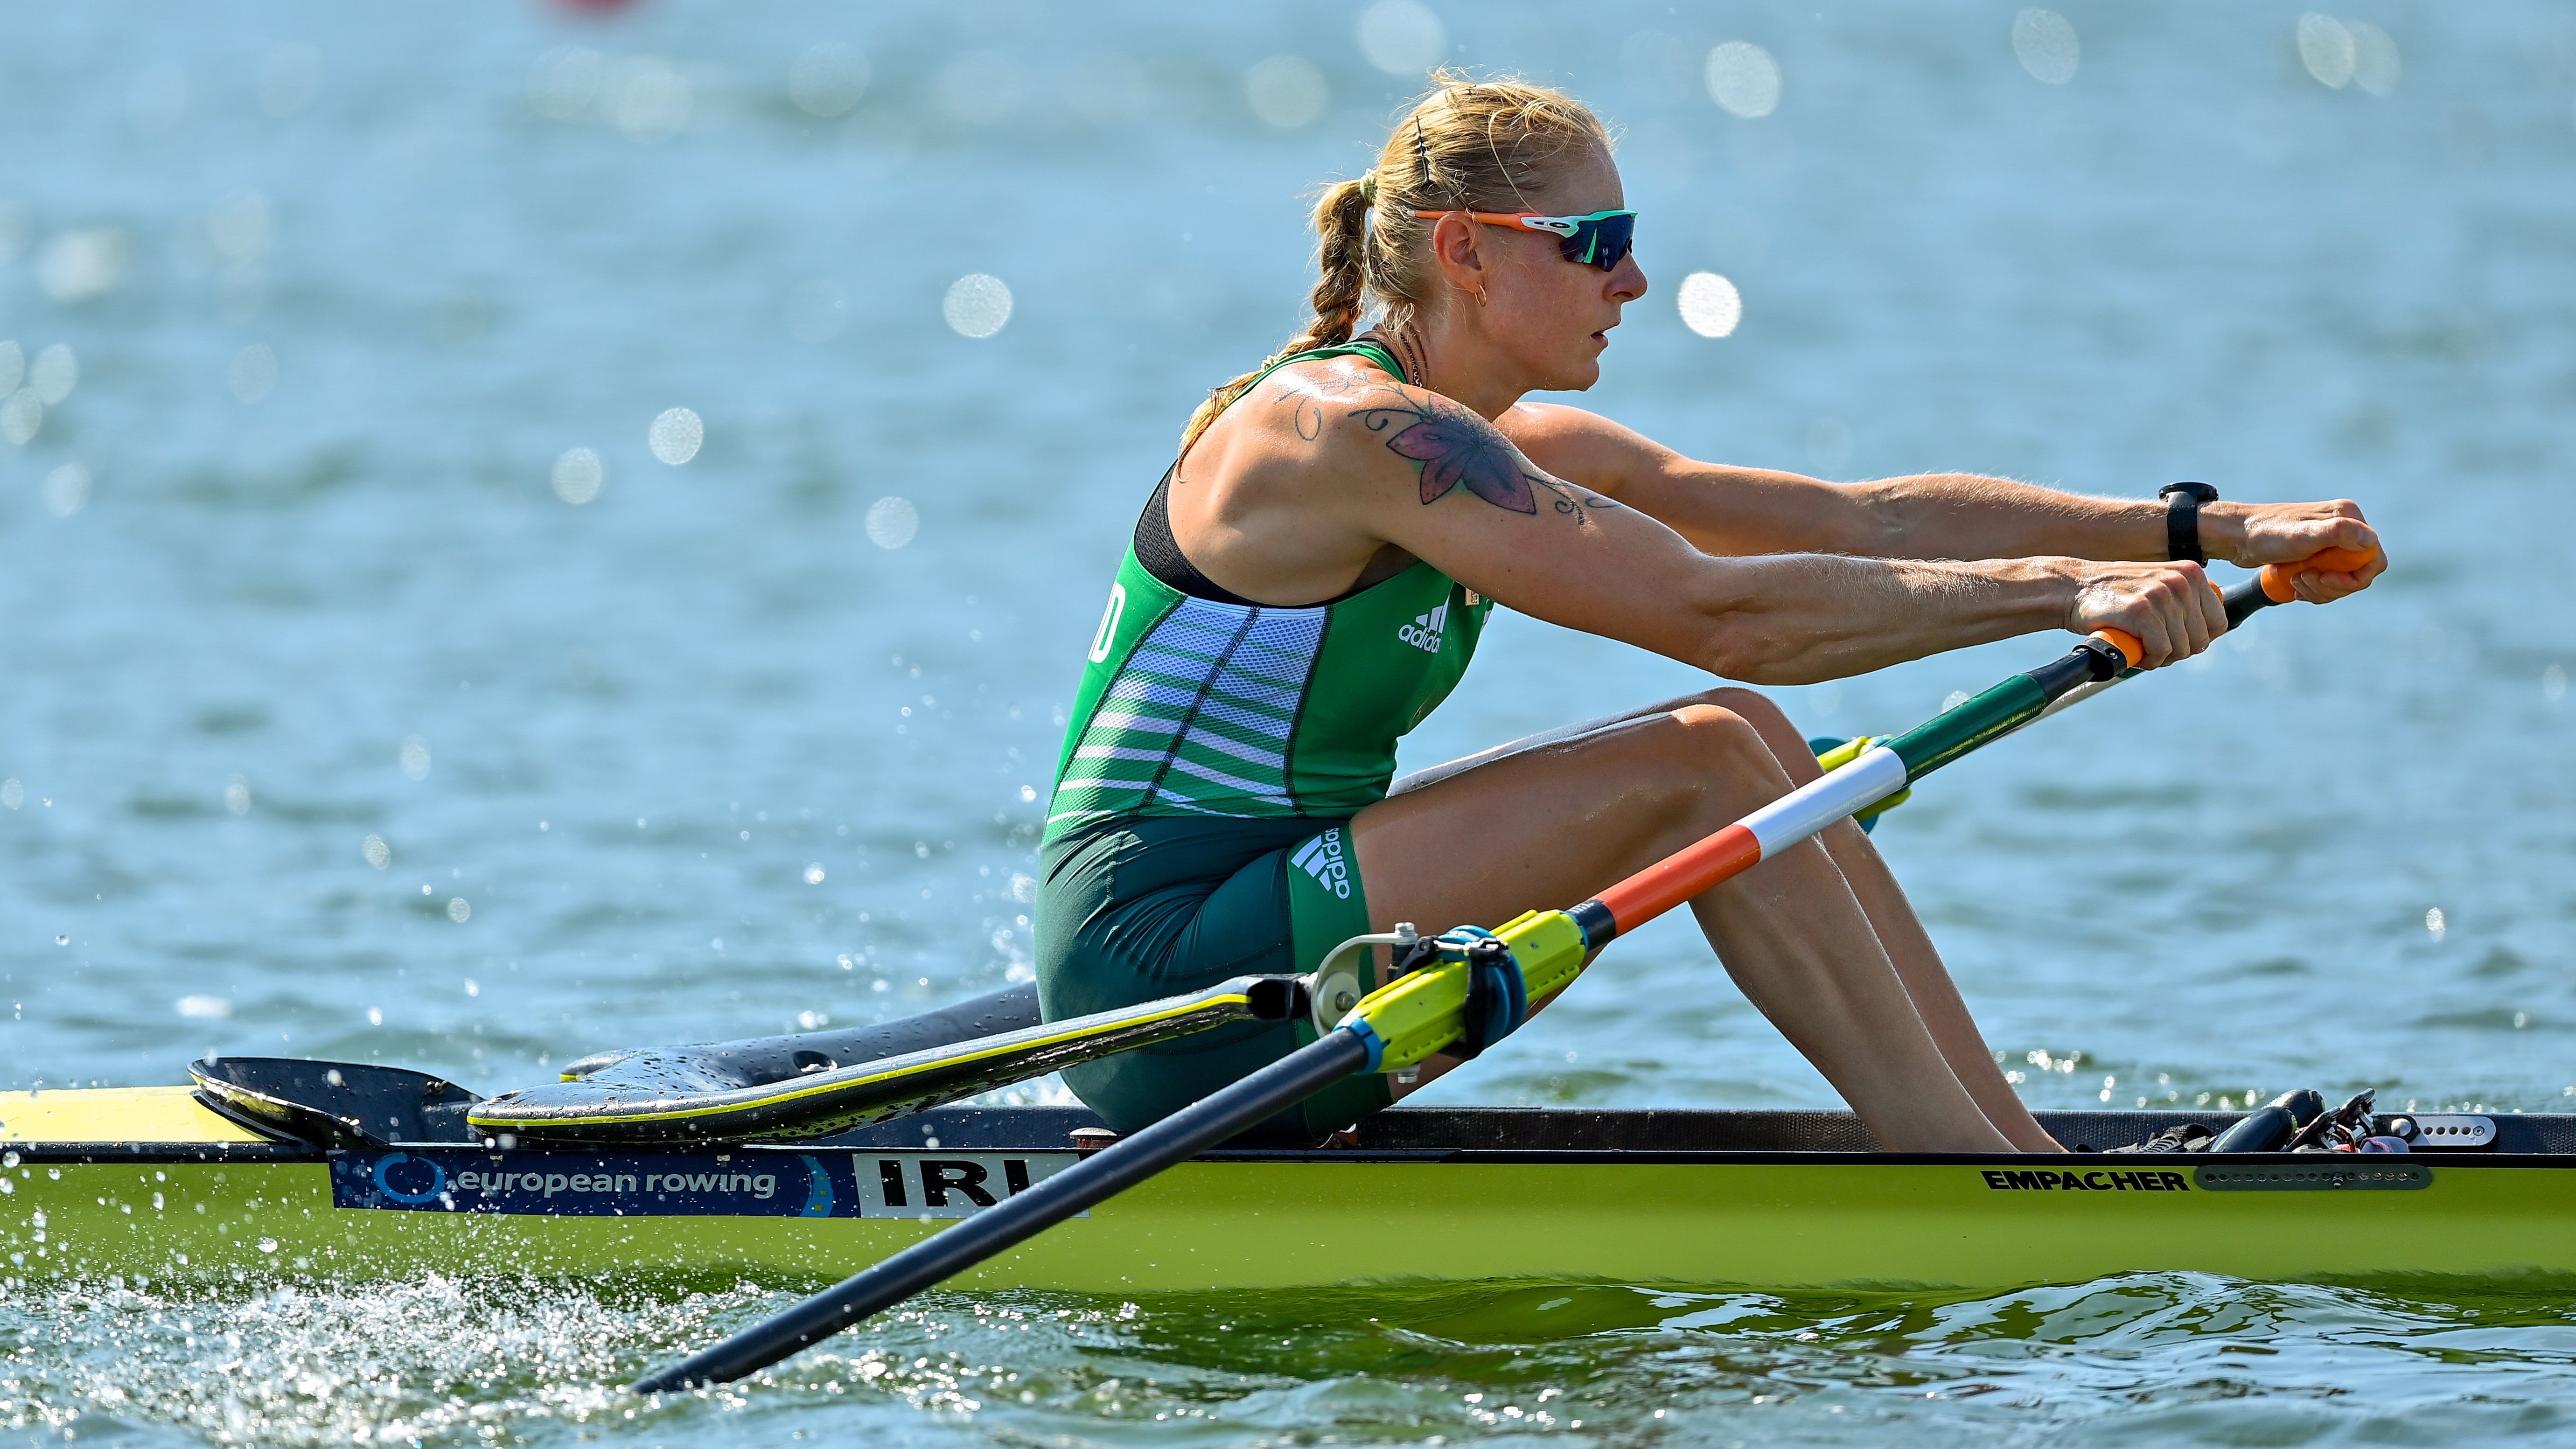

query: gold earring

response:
[1476,287,1489,307]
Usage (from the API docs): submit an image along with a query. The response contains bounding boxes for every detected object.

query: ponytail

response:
[1180,175,1375,453]
[1178,73,1607,455]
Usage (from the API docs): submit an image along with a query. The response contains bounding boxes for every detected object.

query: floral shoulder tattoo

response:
[1350,392,1616,523]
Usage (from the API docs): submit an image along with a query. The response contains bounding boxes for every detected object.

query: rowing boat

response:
[1,1063,2563,1292]
[13,553,2442,1319]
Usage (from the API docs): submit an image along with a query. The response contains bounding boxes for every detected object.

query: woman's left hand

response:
[2208,499,2385,603]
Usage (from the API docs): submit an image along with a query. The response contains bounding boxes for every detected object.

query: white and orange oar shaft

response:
[1573,544,2382,946]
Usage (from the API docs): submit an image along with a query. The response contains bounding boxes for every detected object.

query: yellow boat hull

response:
[7,1087,2570,1291]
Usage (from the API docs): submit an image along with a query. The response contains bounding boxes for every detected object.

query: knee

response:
[1663,703,1780,772]
[1699,687,1796,736]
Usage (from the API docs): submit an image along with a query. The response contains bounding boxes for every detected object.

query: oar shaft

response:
[2029,563,2327,726]
[1584,553,2371,945]
[1580,634,2126,943]
[631,1029,1373,1393]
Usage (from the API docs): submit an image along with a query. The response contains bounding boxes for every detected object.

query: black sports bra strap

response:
[1134,336,1413,607]
[1134,466,1258,606]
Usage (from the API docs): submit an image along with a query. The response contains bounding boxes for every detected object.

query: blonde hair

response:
[1180,72,1610,451]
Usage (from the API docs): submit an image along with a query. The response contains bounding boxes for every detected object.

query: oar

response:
[630,547,2376,1395]
[2031,545,2378,725]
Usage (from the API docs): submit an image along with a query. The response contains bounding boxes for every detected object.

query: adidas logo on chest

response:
[1396,599,1449,653]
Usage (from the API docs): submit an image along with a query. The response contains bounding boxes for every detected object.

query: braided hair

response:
[1179,72,1609,451]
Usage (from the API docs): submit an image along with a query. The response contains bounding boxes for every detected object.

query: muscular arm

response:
[1500,402,2381,594]
[1268,378,2227,680]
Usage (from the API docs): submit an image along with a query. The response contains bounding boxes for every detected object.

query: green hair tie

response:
[1357,171,1378,206]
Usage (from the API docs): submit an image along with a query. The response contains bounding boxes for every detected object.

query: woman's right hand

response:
[2064,559,2229,668]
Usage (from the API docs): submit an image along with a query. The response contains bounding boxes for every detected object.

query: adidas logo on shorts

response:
[1396,599,1449,653]
[1290,829,1352,899]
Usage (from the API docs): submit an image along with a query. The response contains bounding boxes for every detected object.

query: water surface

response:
[1,1,2572,1443]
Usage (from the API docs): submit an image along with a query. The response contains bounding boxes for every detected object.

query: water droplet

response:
[942,274,1012,339]
[866,496,919,549]
[36,228,126,302]
[788,42,870,117]
[53,934,67,946]
[1243,56,1328,130]
[177,994,230,1019]
[447,898,470,923]
[362,834,392,870]
[2297,14,2356,90]
[613,60,692,145]
[2,1151,16,1168]
[1705,41,1782,118]
[1,387,42,445]
[1676,272,1741,338]
[29,343,77,404]
[464,978,479,997]
[648,407,702,465]
[2350,22,2400,98]
[551,447,604,505]
[256,1237,278,1254]
[367,1007,383,1025]
[2425,906,2446,940]
[41,463,88,518]
[398,736,431,780]
[226,344,277,404]
[803,863,826,885]
[223,774,251,816]
[2011,9,2080,85]
[206,192,272,265]
[1355,0,1445,75]
[528,47,603,121]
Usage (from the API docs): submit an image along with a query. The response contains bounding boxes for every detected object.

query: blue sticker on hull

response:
[331,1148,1076,1219]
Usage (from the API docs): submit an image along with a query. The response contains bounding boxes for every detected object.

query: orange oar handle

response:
[2091,575,2217,668]
[2099,549,2380,668]
[2256,544,2381,604]
[2090,628,2144,669]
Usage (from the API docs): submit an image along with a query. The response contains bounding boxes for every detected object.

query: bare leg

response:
[1707,690,2063,1152]
[1350,698,2020,1154]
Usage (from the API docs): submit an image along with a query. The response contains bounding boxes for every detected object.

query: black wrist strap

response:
[2159,481,2217,565]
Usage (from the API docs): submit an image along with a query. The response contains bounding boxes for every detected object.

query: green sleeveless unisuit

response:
[1035,340,1495,1141]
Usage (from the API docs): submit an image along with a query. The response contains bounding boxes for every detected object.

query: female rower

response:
[1035,75,2381,1153]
